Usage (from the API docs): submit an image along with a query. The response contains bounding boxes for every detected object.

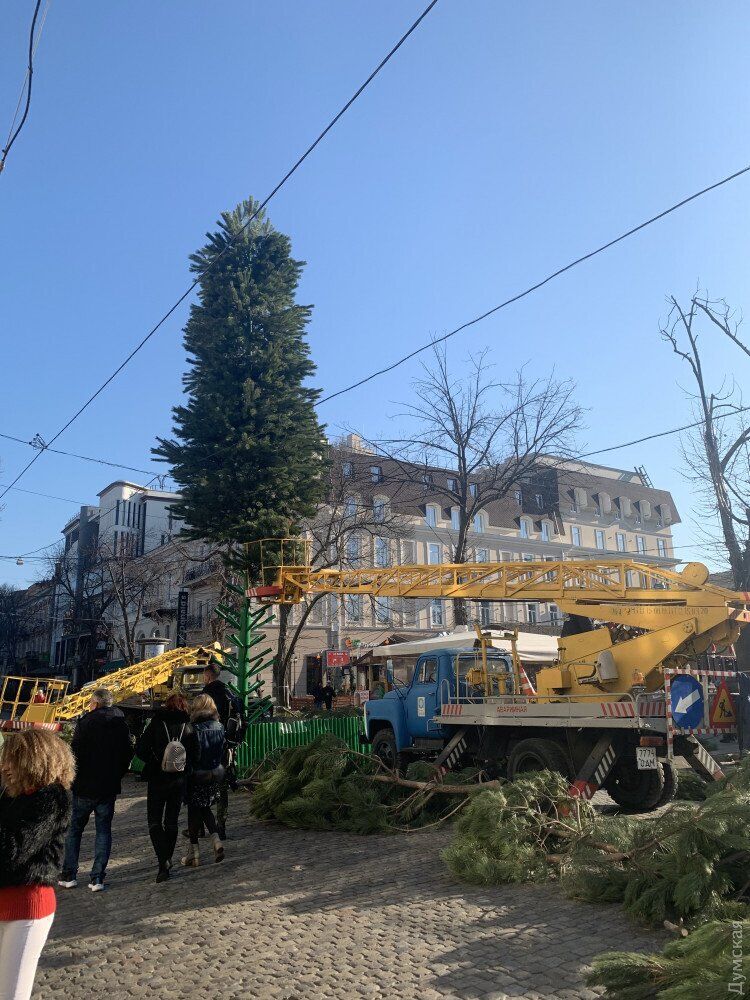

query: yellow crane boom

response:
[249,540,750,700]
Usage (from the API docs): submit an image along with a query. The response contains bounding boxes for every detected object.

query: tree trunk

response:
[273,603,291,707]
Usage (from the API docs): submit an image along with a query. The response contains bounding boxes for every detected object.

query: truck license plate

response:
[635,747,658,770]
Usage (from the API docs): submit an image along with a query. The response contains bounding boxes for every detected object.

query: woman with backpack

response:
[181,694,225,868]
[135,693,190,883]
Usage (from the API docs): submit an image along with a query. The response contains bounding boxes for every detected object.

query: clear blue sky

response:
[1,0,749,587]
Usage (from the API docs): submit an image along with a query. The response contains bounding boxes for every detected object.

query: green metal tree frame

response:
[215,572,274,724]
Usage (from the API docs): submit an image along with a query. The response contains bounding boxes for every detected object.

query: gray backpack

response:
[161,723,186,773]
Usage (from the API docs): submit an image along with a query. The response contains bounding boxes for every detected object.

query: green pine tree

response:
[155,197,328,558]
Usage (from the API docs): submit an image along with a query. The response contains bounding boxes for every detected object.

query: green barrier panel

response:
[237,714,365,775]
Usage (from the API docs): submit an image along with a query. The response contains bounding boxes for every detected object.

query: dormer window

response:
[469,484,477,499]
[515,489,522,505]
[344,497,357,519]
[541,520,551,542]
[422,472,433,488]
[519,518,530,539]
[342,462,353,479]
[370,465,383,484]
[373,498,386,523]
[425,505,438,528]
[535,493,543,510]
[473,512,485,533]
[450,507,460,531]
[447,477,458,493]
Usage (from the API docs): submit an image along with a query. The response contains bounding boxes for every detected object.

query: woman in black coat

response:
[135,693,190,882]
[0,727,74,1000]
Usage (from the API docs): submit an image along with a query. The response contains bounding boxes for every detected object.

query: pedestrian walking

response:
[312,682,324,710]
[0,728,74,1000]
[181,694,226,868]
[135,693,190,883]
[322,683,335,712]
[59,688,133,892]
[201,659,244,840]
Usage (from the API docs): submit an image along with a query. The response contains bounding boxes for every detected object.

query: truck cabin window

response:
[418,658,438,684]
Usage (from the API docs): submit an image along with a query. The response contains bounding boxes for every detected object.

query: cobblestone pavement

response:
[36,778,663,1000]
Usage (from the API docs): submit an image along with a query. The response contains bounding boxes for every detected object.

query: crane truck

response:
[249,541,750,811]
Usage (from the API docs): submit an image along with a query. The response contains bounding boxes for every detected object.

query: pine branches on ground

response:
[249,734,481,834]
[442,771,596,885]
[588,920,750,999]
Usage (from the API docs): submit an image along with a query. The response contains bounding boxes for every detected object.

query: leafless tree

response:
[273,444,409,703]
[0,584,31,670]
[372,345,583,623]
[48,533,190,676]
[661,292,750,667]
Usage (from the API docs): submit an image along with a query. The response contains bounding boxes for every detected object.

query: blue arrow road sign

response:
[670,674,704,729]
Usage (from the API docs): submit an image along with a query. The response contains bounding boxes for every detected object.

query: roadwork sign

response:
[709,681,736,728]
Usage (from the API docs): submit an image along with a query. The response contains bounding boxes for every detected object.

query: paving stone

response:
[35,779,665,1000]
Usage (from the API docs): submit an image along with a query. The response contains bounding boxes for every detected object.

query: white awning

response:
[369,626,558,664]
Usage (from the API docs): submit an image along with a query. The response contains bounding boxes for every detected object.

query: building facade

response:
[43,443,680,697]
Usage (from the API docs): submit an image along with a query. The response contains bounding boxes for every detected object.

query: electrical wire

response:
[0,0,46,175]
[0,430,162,477]
[0,0,440,504]
[318,163,750,405]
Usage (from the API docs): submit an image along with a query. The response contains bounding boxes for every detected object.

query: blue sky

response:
[1,0,749,587]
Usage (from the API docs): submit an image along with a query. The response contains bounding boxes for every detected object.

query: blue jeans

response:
[62,796,116,881]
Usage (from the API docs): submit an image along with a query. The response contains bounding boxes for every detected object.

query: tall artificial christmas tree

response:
[155,198,328,697]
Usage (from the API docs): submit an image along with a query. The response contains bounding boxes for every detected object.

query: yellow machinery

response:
[249,539,750,702]
[16,646,218,724]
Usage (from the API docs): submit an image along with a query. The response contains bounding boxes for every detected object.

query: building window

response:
[430,600,444,627]
[526,604,538,625]
[345,595,363,622]
[476,547,489,562]
[428,543,441,565]
[514,489,522,505]
[422,472,433,488]
[425,505,437,528]
[636,535,647,554]
[450,507,460,531]
[535,493,543,509]
[374,596,391,624]
[345,497,357,518]
[473,512,484,533]
[469,484,477,499]
[616,532,626,552]
[342,461,353,479]
[346,535,360,565]
[657,538,667,558]
[519,518,530,539]
[401,540,416,564]
[595,529,606,550]
[447,477,458,493]
[370,465,383,484]
[479,602,491,626]
[375,537,389,567]
[373,499,385,523]
[550,604,560,626]
[571,525,582,547]
[541,521,551,542]
[522,553,533,562]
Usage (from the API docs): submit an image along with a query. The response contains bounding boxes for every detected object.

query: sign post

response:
[176,590,189,648]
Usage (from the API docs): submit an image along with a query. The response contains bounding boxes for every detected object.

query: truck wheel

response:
[507,738,571,781]
[371,729,404,775]
[604,757,666,812]
[654,761,678,808]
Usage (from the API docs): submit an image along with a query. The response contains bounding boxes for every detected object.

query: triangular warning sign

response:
[709,681,736,728]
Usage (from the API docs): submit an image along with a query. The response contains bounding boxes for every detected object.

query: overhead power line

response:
[319,163,750,405]
[0,0,48,175]
[0,430,161,477]
[0,0,440,505]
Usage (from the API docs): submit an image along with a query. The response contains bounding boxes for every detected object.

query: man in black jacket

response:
[202,660,243,840]
[59,688,133,891]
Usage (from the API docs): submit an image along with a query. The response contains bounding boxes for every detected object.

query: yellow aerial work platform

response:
[3,646,217,725]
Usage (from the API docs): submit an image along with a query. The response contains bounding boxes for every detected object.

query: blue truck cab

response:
[363,646,514,769]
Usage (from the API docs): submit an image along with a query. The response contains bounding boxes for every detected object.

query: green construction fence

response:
[237,714,365,775]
